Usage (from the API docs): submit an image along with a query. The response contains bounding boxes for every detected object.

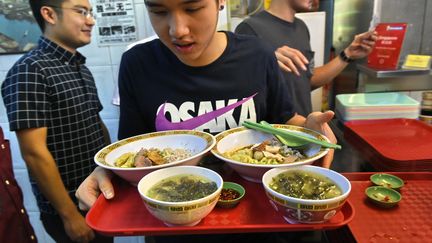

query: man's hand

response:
[275,46,309,75]
[62,211,95,242]
[344,30,378,59]
[304,111,337,169]
[76,167,114,211]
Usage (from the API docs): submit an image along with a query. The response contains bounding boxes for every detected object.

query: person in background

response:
[1,0,111,242]
[1,126,37,242]
[235,0,378,116]
[76,0,337,242]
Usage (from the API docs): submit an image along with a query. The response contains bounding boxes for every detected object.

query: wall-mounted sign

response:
[94,0,138,46]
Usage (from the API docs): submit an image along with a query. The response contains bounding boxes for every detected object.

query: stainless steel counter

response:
[356,64,432,92]
[357,64,431,78]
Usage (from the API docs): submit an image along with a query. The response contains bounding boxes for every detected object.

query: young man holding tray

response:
[76,0,338,242]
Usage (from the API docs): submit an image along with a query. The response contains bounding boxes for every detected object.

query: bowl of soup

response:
[211,125,330,183]
[137,165,223,226]
[94,130,215,185]
[262,165,351,224]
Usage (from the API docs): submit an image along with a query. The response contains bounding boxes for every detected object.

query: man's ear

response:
[40,6,58,25]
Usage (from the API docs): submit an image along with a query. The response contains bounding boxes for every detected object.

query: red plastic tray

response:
[86,172,355,236]
[343,172,432,243]
[344,119,432,171]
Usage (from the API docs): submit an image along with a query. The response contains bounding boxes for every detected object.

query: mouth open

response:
[173,42,194,52]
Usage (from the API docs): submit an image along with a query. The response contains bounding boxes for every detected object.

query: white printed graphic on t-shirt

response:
[155,94,257,133]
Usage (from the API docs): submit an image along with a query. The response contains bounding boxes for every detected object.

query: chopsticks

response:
[242,121,341,150]
[260,121,308,147]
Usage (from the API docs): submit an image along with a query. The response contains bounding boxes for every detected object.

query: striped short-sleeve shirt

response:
[1,36,106,214]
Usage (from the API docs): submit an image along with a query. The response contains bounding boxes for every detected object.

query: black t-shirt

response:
[118,31,295,139]
[235,11,314,117]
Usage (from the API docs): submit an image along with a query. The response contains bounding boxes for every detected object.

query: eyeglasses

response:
[47,5,95,20]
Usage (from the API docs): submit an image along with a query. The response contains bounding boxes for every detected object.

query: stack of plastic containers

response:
[335,92,420,121]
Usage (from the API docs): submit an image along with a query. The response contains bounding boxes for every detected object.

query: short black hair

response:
[29,0,66,32]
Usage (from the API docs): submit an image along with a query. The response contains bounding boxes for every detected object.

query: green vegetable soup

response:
[147,174,218,202]
[270,170,342,200]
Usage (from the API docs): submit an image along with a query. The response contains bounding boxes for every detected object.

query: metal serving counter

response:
[357,64,432,93]
[357,64,431,78]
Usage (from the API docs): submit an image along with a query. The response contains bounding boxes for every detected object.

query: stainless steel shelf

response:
[357,64,431,78]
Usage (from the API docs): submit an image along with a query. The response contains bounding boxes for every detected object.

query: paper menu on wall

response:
[367,23,407,69]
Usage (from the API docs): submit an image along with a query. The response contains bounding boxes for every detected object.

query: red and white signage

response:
[367,23,407,69]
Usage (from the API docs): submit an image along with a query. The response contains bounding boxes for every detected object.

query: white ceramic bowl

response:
[137,166,223,226]
[211,125,330,182]
[262,165,351,224]
[94,130,215,185]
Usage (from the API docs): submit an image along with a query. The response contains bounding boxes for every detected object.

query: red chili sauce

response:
[220,188,241,201]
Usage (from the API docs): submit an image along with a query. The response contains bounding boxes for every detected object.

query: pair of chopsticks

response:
[242,121,341,149]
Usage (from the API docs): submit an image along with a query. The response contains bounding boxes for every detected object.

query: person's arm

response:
[286,111,337,169]
[272,30,377,87]
[310,57,349,89]
[274,46,309,75]
[16,128,95,242]
[310,30,378,89]
[263,44,336,168]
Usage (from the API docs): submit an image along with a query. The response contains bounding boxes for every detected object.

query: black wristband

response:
[339,50,354,63]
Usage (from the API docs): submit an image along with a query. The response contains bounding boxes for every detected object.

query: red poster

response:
[367,23,407,69]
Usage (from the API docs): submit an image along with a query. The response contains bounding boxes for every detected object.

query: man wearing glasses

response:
[1,1,111,242]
